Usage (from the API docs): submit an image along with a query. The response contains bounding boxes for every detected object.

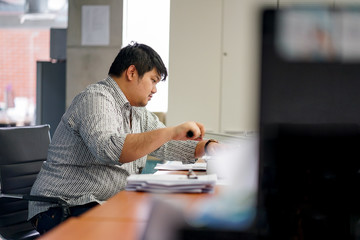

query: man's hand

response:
[171,121,205,141]
[204,141,223,156]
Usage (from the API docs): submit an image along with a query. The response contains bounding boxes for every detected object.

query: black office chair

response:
[0,125,70,240]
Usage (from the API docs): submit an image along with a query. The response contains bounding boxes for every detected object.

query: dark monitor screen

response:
[258,7,360,239]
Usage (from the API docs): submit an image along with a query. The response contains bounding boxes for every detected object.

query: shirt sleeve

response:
[142,110,198,163]
[72,89,126,165]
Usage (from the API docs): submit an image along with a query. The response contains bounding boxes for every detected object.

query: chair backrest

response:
[0,124,50,240]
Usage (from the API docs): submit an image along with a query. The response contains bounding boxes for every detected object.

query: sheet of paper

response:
[125,174,217,193]
[154,161,207,171]
[127,173,216,183]
[81,5,110,46]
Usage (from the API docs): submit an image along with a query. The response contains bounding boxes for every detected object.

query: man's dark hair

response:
[108,42,168,81]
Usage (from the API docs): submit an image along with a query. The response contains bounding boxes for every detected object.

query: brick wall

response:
[0,29,50,107]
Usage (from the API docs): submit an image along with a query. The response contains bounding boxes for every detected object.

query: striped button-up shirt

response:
[28,76,197,220]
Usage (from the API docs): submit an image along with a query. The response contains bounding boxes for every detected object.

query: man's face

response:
[133,68,161,107]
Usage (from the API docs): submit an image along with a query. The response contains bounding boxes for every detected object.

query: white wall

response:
[166,0,348,135]
[167,0,277,134]
[167,0,223,132]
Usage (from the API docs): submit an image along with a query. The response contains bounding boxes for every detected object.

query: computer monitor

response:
[258,7,360,239]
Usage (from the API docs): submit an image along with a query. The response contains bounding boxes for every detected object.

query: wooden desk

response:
[38,171,218,240]
[37,218,147,240]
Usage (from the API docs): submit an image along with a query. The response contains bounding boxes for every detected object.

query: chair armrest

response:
[1,193,70,222]
[23,194,71,221]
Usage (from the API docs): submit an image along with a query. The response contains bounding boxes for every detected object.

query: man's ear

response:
[126,65,137,81]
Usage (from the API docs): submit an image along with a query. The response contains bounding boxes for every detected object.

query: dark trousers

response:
[31,202,99,235]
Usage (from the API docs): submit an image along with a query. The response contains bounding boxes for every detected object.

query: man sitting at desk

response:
[28,42,219,234]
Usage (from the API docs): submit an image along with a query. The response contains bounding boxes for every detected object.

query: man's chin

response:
[139,101,148,107]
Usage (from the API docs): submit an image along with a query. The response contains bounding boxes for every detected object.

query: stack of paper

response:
[125,174,217,193]
[154,161,207,171]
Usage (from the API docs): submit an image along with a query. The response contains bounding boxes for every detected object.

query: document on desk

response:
[154,161,207,171]
[125,174,217,193]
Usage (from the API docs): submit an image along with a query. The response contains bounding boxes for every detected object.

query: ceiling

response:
[0,0,68,28]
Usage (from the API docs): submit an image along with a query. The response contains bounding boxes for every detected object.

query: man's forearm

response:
[119,121,208,163]
[119,127,174,163]
[195,140,207,158]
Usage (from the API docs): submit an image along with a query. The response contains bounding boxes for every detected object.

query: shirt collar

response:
[105,76,143,117]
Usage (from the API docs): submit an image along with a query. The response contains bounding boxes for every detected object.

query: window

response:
[123,0,170,113]
[0,0,67,126]
[0,29,49,125]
